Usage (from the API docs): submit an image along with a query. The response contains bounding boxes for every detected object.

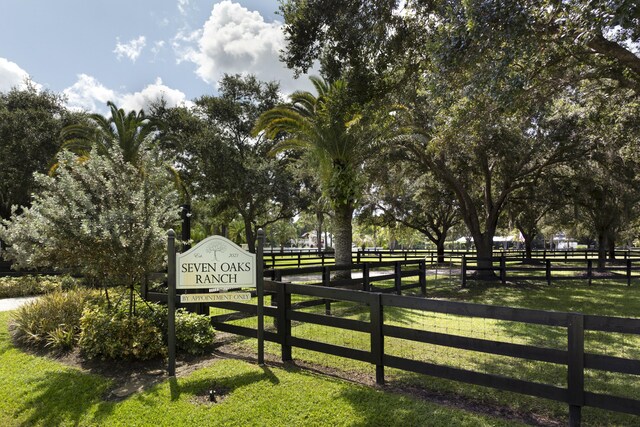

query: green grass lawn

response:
[0,311,520,427]
[217,278,640,426]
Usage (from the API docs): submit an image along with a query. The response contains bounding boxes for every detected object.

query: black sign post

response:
[167,229,177,376]
[256,228,265,365]
[167,230,264,374]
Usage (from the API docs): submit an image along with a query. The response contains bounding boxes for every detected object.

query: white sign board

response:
[177,235,256,290]
[180,292,251,303]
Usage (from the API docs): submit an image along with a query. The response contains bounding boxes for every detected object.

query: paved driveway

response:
[0,296,39,312]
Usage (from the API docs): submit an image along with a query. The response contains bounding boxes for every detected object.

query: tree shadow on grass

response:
[336,382,508,427]
[135,366,280,404]
[15,369,114,427]
[89,365,281,424]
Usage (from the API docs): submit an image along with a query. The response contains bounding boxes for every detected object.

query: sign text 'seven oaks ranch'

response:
[176,236,256,290]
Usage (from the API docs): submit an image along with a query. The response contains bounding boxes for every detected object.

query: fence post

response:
[370,292,384,385]
[256,229,265,365]
[394,262,402,295]
[322,266,331,315]
[587,260,592,286]
[627,259,632,287]
[462,255,467,288]
[568,313,585,427]
[276,282,292,362]
[546,260,552,286]
[419,259,427,296]
[167,230,176,377]
[363,263,370,291]
[357,250,361,264]
[500,254,506,284]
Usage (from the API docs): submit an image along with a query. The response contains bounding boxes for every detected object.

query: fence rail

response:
[260,248,640,270]
[461,256,640,287]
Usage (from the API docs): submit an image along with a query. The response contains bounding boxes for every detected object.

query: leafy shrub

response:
[0,146,179,296]
[139,303,216,355]
[175,310,217,355]
[0,274,78,298]
[78,306,166,360]
[11,288,99,350]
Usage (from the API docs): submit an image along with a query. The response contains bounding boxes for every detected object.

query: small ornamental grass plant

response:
[11,288,100,350]
[11,287,216,360]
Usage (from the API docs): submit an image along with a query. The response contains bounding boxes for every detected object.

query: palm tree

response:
[54,101,190,201]
[253,77,365,276]
[58,101,157,166]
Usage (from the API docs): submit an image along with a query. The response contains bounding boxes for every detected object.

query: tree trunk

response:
[474,234,496,279]
[333,204,354,279]
[316,211,323,255]
[244,218,255,253]
[436,237,446,264]
[518,228,533,261]
[597,233,607,270]
[608,233,616,260]
[524,238,533,261]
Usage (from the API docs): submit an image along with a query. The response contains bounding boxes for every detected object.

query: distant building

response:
[300,231,333,249]
[551,233,578,250]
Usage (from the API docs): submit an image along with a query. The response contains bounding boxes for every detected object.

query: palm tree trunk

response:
[333,204,354,279]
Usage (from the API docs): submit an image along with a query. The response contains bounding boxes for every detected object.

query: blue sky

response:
[0,0,312,113]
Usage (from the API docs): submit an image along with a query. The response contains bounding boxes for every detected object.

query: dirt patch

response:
[189,385,231,406]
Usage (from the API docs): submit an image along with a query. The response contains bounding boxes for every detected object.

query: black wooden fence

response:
[461,256,640,287]
[265,259,427,295]
[200,283,640,426]
[261,248,640,270]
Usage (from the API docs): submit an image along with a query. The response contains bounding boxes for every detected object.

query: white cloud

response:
[113,36,147,62]
[63,74,117,113]
[120,77,193,112]
[0,57,40,92]
[151,40,166,61]
[172,28,202,64]
[177,0,190,16]
[63,74,193,114]
[152,40,166,53]
[178,1,311,93]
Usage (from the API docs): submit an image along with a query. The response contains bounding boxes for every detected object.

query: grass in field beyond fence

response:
[0,312,518,427]
[216,278,640,426]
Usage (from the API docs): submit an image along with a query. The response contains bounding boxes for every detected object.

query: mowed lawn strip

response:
[0,311,518,427]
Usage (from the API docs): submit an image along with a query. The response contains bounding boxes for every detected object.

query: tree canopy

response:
[0,84,72,220]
